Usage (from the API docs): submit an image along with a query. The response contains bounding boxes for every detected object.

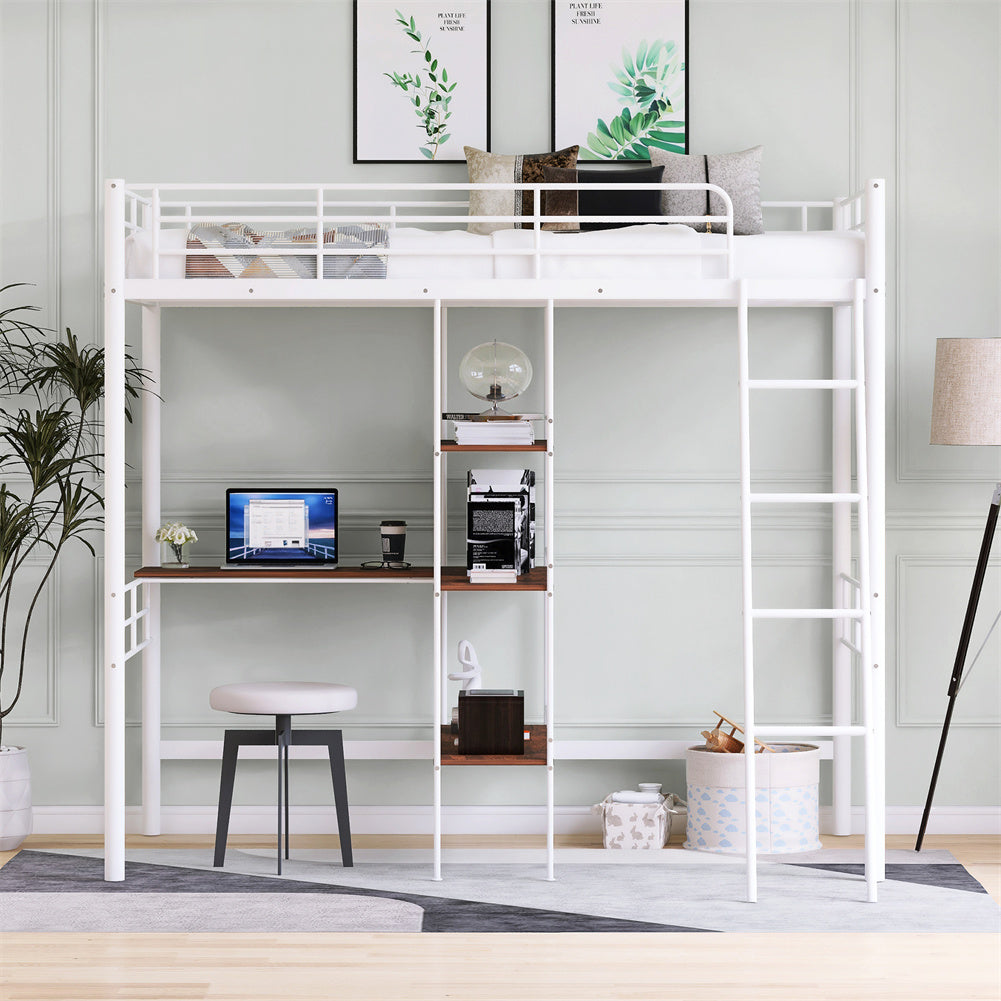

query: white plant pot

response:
[0,745,33,851]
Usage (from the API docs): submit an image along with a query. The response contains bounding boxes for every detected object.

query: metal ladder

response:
[735,279,878,903]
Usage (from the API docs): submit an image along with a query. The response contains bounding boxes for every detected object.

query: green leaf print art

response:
[384,10,457,160]
[581,38,686,161]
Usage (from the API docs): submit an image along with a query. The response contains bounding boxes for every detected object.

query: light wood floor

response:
[2,833,998,1001]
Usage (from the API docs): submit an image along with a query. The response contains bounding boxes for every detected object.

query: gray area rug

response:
[1,848,997,934]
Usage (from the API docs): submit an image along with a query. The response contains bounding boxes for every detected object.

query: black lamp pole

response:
[915,482,1001,851]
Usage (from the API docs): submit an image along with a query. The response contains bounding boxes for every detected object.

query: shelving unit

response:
[102,178,887,903]
[431,302,557,879]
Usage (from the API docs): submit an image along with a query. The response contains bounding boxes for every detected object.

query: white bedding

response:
[125,225,865,281]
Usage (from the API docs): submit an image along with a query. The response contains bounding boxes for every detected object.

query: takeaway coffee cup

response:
[380,520,407,563]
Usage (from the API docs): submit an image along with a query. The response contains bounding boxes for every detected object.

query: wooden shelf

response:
[134,565,433,582]
[440,724,548,765]
[440,440,548,452]
[440,566,548,591]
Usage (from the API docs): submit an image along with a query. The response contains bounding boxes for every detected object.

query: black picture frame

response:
[551,0,688,161]
[354,0,491,164]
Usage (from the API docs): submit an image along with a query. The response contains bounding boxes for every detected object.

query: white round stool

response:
[209,681,357,874]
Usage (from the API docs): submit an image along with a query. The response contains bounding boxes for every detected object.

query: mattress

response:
[125,225,865,281]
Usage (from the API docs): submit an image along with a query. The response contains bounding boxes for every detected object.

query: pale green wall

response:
[1,0,998,817]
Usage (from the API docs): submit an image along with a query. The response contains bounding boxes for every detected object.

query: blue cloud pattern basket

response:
[684,744,822,855]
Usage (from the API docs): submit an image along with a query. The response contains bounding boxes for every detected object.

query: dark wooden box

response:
[457,690,525,755]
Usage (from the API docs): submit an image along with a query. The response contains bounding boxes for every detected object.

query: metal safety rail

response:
[122,181,744,280]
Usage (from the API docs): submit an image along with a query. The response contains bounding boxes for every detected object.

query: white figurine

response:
[448,639,483,691]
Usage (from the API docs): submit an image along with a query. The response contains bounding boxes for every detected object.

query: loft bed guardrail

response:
[116,182,869,285]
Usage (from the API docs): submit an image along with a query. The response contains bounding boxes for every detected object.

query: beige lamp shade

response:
[930,338,1001,445]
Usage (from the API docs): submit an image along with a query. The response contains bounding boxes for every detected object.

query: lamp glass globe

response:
[458,340,533,415]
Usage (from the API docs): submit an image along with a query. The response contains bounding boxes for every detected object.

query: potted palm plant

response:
[0,286,145,849]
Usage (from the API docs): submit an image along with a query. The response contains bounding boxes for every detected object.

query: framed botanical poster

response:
[551,0,687,161]
[354,0,491,163]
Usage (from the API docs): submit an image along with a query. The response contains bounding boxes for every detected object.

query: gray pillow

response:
[649,146,764,235]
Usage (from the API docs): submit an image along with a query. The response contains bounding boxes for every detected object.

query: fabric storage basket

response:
[593,794,686,849]
[684,744,822,855]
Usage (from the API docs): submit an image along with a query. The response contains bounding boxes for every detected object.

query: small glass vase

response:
[161,540,189,568]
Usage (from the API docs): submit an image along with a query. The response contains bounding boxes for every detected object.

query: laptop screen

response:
[226,489,338,565]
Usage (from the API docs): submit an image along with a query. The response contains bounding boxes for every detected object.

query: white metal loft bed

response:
[102,178,887,902]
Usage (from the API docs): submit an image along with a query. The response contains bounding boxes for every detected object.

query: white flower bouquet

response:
[154,522,198,565]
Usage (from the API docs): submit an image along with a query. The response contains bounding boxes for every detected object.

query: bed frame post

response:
[432,299,443,882]
[736,281,758,903]
[141,305,162,835]
[104,179,127,881]
[831,301,853,837]
[544,298,556,882]
[864,179,886,879]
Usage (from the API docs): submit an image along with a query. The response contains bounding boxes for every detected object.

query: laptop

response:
[223,488,338,569]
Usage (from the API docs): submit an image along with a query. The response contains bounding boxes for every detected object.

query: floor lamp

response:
[916,337,1001,851]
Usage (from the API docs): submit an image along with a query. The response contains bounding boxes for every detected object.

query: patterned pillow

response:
[465,145,579,235]
[541,165,666,232]
[648,146,764,235]
[541,166,580,232]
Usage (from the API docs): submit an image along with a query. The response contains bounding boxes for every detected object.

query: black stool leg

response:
[275,714,292,875]
[213,730,241,867]
[214,729,274,868]
[292,729,353,867]
[284,737,291,861]
[329,732,353,867]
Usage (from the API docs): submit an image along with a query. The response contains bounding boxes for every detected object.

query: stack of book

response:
[453,420,534,446]
[466,469,536,584]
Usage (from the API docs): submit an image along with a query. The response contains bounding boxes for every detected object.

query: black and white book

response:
[466,498,520,572]
[467,469,532,575]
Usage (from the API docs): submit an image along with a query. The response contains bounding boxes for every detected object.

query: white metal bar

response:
[103,179,127,882]
[839,638,863,656]
[852,279,878,902]
[161,214,732,229]
[150,187,160,279]
[839,572,862,589]
[533,192,542,280]
[158,739,437,760]
[754,724,866,738]
[170,244,734,259]
[750,492,861,504]
[315,187,324,279]
[126,180,734,193]
[545,298,556,882]
[432,300,443,882]
[555,739,825,761]
[736,280,757,903]
[140,304,162,836]
[753,608,863,619]
[439,306,450,726]
[123,605,149,628]
[123,638,153,661]
[832,301,853,836]
[762,200,835,209]
[864,180,887,884]
[747,379,858,390]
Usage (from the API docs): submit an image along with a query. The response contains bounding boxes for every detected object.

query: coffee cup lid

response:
[381,520,407,527]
